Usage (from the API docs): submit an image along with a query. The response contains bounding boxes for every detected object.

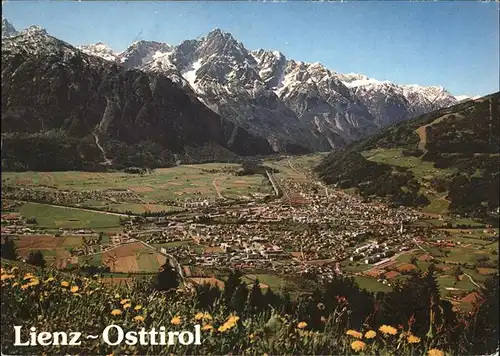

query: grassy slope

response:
[316,93,500,219]
[0,259,461,355]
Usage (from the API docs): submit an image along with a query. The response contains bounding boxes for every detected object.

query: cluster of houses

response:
[109,173,429,277]
[183,199,213,209]
[350,241,396,264]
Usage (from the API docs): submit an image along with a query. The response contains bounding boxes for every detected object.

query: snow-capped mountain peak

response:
[21,25,48,37]
[118,40,172,69]
[2,18,18,38]
[78,42,117,61]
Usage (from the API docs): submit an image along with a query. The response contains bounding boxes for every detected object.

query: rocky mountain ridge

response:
[1,24,274,171]
[77,28,463,150]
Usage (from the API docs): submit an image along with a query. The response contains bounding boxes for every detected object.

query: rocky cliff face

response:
[1,27,273,171]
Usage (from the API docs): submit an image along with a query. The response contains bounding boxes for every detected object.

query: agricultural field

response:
[2,162,271,204]
[94,242,167,273]
[362,148,456,215]
[3,234,84,269]
[354,275,393,293]
[216,175,272,200]
[363,148,455,180]
[18,202,121,230]
[242,273,287,290]
[264,153,326,180]
[356,225,498,309]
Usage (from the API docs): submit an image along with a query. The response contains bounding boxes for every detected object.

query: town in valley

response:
[2,155,497,309]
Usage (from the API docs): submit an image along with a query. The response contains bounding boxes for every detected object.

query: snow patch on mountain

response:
[181,59,203,92]
[343,75,392,88]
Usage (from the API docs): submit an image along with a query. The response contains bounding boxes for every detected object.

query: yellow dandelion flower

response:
[346,329,363,339]
[120,298,131,305]
[28,279,40,286]
[407,334,421,344]
[23,273,34,280]
[134,305,142,311]
[227,314,240,324]
[194,312,204,321]
[379,325,398,336]
[365,330,377,339]
[123,303,132,309]
[428,349,444,356]
[201,324,213,331]
[351,340,367,352]
[218,324,229,333]
[60,281,70,287]
[171,316,181,325]
[70,286,79,293]
[133,316,145,322]
[203,312,213,320]
[297,321,307,329]
[111,309,122,316]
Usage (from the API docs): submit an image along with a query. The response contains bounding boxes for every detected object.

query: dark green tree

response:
[224,269,244,304]
[468,274,500,354]
[248,279,264,312]
[153,263,180,292]
[230,284,249,314]
[26,250,46,268]
[0,237,18,261]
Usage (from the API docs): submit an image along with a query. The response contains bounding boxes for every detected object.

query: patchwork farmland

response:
[2,163,272,204]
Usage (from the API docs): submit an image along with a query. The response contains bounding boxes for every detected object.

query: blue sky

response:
[3,1,499,97]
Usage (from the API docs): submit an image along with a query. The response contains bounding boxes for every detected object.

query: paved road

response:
[265,169,280,196]
[463,272,482,289]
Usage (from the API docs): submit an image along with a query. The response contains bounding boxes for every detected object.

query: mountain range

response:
[77,29,465,150]
[1,18,476,169]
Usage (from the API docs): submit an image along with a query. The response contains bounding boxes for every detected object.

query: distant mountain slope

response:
[315,92,500,220]
[1,27,273,171]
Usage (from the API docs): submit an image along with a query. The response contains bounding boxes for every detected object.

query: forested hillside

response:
[316,93,499,220]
